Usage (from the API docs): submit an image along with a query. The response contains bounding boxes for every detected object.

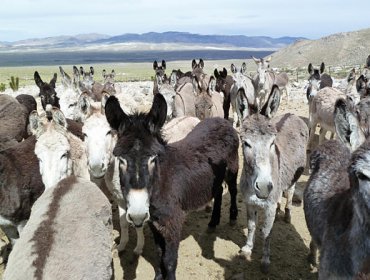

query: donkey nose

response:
[126,212,150,228]
[254,181,273,199]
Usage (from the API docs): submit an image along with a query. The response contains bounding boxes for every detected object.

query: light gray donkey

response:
[239,85,308,273]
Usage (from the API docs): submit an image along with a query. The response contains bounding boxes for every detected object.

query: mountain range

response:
[0,31,304,51]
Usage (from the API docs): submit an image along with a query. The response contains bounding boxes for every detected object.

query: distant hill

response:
[269,28,370,68]
[0,31,304,51]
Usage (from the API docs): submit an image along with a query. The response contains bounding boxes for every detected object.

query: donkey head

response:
[79,66,95,92]
[334,98,369,151]
[29,108,71,189]
[102,69,116,84]
[240,86,281,199]
[156,79,176,119]
[194,76,216,120]
[153,60,166,81]
[214,67,228,93]
[34,71,60,114]
[306,62,326,100]
[252,56,271,88]
[80,93,116,179]
[356,75,370,98]
[105,93,167,227]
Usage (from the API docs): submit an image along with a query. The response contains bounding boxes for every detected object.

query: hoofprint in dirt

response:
[1,83,316,279]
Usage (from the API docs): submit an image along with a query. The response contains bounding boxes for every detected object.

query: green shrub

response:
[0,83,5,92]
[9,76,19,91]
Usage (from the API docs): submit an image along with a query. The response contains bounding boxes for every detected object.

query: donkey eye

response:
[357,172,370,181]
[106,130,111,136]
[61,152,68,159]
[244,141,251,148]
[83,133,87,138]
[119,157,127,166]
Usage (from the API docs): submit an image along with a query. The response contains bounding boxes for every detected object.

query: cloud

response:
[1,0,370,41]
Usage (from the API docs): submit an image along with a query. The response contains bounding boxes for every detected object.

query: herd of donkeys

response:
[0,55,370,279]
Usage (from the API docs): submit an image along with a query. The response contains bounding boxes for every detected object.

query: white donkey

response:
[29,108,89,189]
[252,56,290,108]
[230,62,255,127]
[239,85,308,273]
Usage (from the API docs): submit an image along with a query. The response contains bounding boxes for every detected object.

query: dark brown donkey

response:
[105,93,239,280]
[0,136,44,261]
[214,67,234,119]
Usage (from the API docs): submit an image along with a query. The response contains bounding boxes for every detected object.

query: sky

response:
[1,0,370,42]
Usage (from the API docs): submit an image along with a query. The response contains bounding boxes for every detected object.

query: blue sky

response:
[1,0,369,41]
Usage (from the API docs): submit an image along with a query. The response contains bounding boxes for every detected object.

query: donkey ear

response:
[77,92,91,116]
[356,75,367,93]
[52,108,68,129]
[102,69,106,78]
[208,76,216,94]
[50,73,57,88]
[90,66,94,76]
[252,56,260,64]
[153,60,158,70]
[162,60,166,70]
[199,59,204,69]
[222,67,227,78]
[101,92,110,115]
[34,71,44,88]
[73,66,80,77]
[111,70,115,78]
[366,55,370,68]
[320,62,325,74]
[28,110,41,135]
[105,95,128,132]
[231,64,237,74]
[334,98,365,150]
[308,63,314,75]
[348,68,356,83]
[214,69,220,79]
[147,93,167,133]
[241,62,247,75]
[80,66,84,75]
[260,85,281,118]
[192,59,197,70]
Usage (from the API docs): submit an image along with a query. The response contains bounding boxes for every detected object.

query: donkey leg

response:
[133,226,145,255]
[240,205,258,260]
[318,128,327,145]
[162,236,180,280]
[307,122,317,151]
[260,204,277,274]
[149,223,166,280]
[223,95,231,120]
[117,206,129,252]
[225,170,238,224]
[208,162,227,229]
[308,239,318,266]
[284,184,295,224]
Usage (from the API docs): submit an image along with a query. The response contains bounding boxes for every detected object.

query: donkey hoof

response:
[260,261,270,274]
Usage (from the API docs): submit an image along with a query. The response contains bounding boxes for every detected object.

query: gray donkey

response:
[303,98,370,279]
[239,85,308,273]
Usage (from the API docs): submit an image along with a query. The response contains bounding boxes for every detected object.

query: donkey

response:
[78,93,145,254]
[306,62,333,100]
[0,136,44,262]
[252,56,290,107]
[230,63,255,127]
[3,176,113,280]
[307,87,346,150]
[34,71,59,114]
[105,93,239,279]
[356,74,370,98]
[59,66,82,120]
[239,85,309,273]
[153,60,167,94]
[29,108,89,189]
[170,69,192,90]
[214,67,234,119]
[194,76,223,120]
[0,94,36,148]
[155,75,177,120]
[304,136,370,279]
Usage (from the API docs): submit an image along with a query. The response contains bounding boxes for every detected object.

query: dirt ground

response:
[0,93,318,279]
